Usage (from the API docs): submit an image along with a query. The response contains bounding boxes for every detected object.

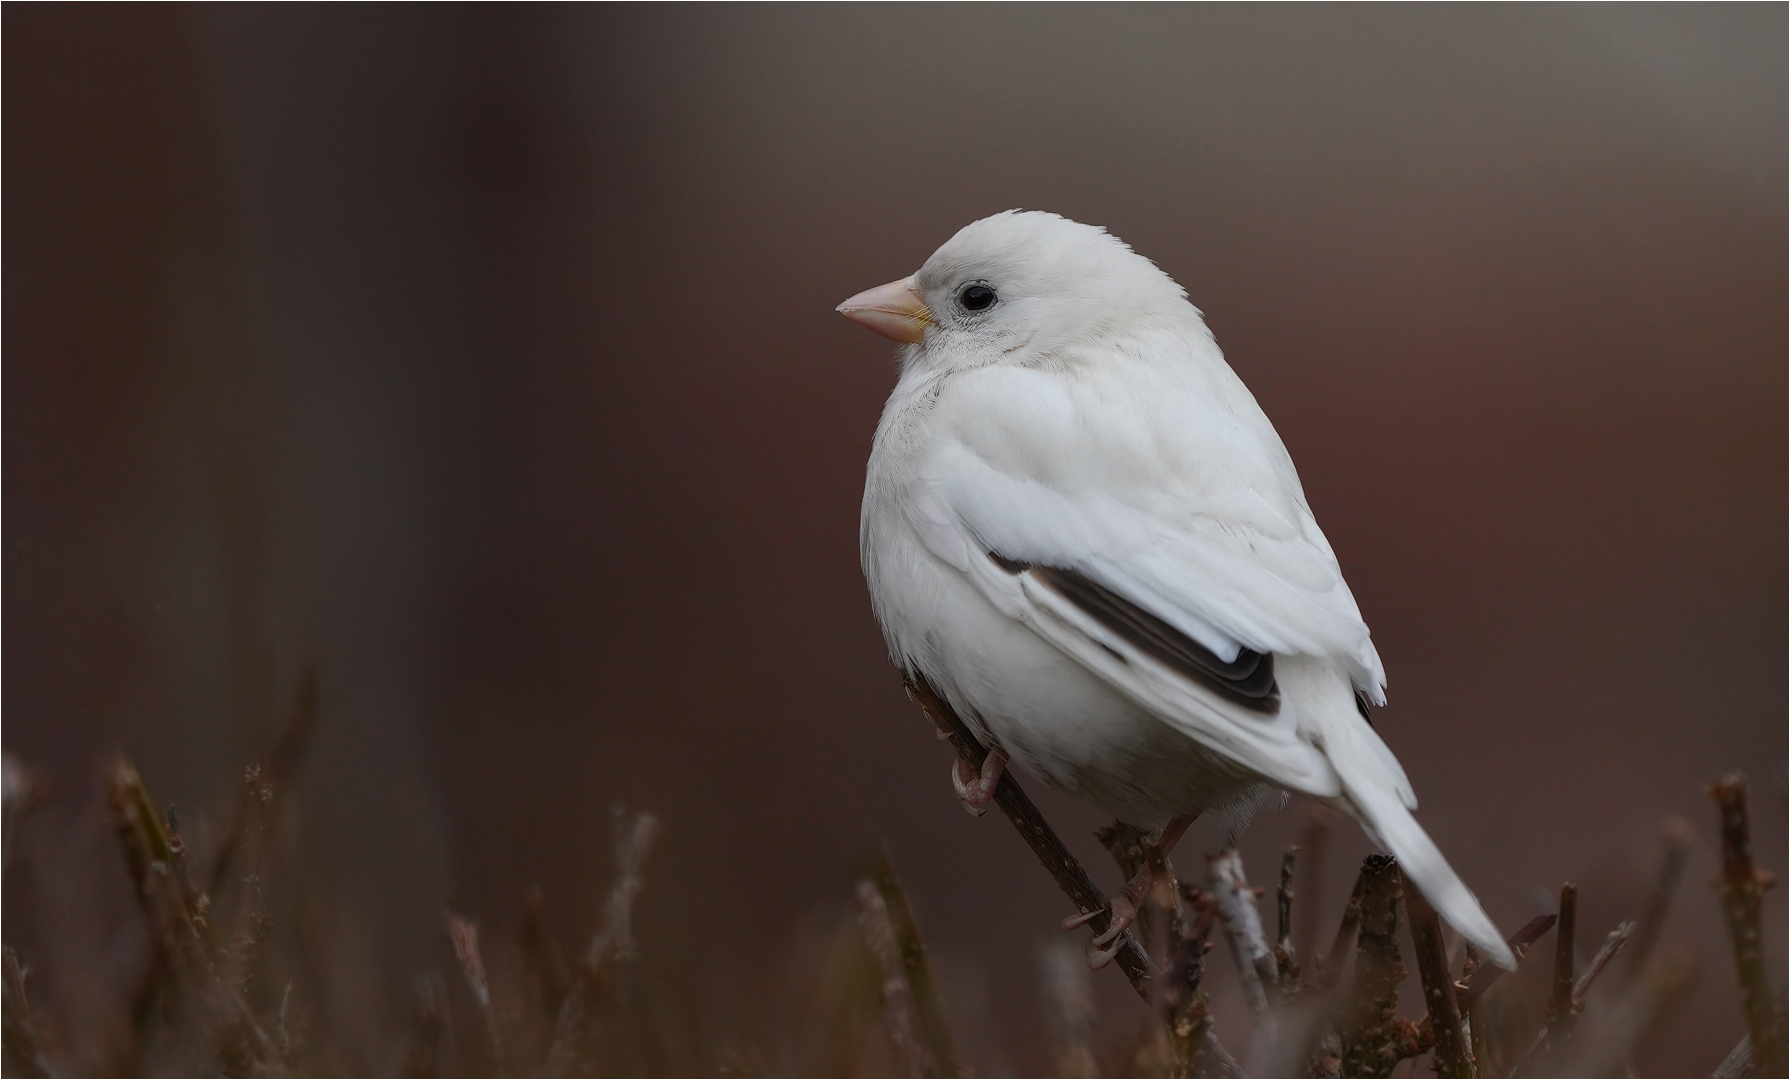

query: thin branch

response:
[448,913,505,1076]
[1572,921,1635,1007]
[545,807,662,1076]
[1509,885,1589,1074]
[1709,773,1786,1077]
[206,667,318,898]
[1456,915,1556,1010]
[1207,848,1274,1017]
[589,808,660,967]
[1,947,53,1078]
[1404,882,1471,1078]
[903,673,1152,997]
[1164,888,1218,1076]
[1276,846,1299,984]
[1548,883,1579,1038]
[1340,855,1424,1079]
[1714,991,1789,1079]
[874,852,963,1078]
[1202,1030,1246,1078]
[857,880,932,1077]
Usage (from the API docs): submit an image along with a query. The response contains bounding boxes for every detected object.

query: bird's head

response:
[837,210,1200,372]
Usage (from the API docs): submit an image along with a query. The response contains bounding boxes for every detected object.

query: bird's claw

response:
[951,748,1008,817]
[1087,936,1127,970]
[1064,896,1139,970]
[1088,892,1138,948]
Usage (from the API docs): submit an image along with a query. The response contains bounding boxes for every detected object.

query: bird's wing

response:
[903,347,1400,802]
[902,353,1520,966]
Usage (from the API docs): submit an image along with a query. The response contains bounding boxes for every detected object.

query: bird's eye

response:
[958,283,997,312]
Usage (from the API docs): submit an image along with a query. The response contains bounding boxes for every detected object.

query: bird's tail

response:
[1319,697,1516,968]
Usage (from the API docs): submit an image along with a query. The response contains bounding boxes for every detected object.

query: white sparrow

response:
[840,210,1513,968]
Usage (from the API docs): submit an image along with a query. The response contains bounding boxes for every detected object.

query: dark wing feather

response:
[988,552,1280,714]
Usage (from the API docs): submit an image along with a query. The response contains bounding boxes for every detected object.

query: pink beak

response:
[836,276,933,343]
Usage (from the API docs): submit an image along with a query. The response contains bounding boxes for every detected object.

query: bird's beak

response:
[836,276,933,343]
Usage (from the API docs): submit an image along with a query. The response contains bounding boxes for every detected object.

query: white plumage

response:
[844,210,1513,968]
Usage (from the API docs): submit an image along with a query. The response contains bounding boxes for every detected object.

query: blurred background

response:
[5,4,1783,1075]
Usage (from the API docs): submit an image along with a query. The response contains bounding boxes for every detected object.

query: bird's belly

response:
[872,532,1256,829]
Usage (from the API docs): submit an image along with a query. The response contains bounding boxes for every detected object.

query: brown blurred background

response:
[5,5,1784,1074]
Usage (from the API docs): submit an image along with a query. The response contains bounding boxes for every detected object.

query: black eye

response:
[958,283,997,312]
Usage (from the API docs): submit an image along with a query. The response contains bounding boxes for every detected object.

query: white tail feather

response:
[1335,756,1515,968]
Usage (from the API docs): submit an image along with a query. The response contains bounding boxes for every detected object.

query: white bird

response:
[839,210,1514,970]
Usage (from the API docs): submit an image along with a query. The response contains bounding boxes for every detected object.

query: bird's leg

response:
[951,746,1009,817]
[1063,813,1197,968]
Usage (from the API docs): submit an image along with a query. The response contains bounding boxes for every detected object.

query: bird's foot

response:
[951,747,1009,817]
[1060,814,1196,969]
[1061,866,1151,969]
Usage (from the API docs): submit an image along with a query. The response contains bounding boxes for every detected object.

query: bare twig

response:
[1165,887,1218,1076]
[1572,921,1635,1007]
[109,757,208,1052]
[1625,817,1691,979]
[206,667,318,898]
[448,913,505,1075]
[1548,883,1579,1038]
[1714,991,1789,1079]
[874,853,963,1078]
[857,880,932,1077]
[1201,1030,1245,1078]
[589,808,660,967]
[1508,885,1588,1074]
[1340,856,1425,1079]
[904,673,1152,997]
[1276,846,1300,984]
[1207,849,1274,1018]
[545,807,662,1075]
[2,947,53,1078]
[1456,915,1556,1010]
[1709,773,1786,1077]
[1404,882,1471,1077]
